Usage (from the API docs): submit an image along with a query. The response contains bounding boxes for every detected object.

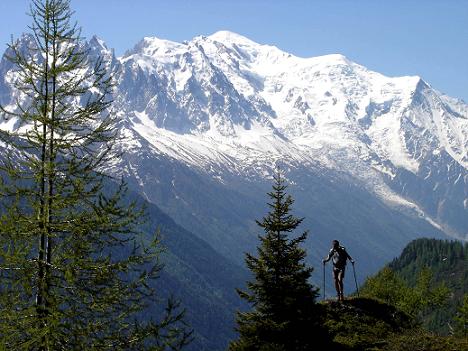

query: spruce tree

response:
[230,169,330,350]
[0,0,191,349]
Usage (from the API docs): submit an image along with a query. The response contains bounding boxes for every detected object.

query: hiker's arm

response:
[323,250,333,263]
[346,251,354,264]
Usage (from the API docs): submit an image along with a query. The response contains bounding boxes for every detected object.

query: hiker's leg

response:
[333,269,340,299]
[338,270,345,300]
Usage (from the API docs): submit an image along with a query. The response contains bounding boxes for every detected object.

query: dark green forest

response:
[388,238,467,334]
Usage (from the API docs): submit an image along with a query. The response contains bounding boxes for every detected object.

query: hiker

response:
[323,240,354,301]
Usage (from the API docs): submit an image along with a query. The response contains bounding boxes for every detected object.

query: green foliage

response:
[454,294,468,337]
[411,267,451,317]
[389,239,467,278]
[323,297,413,350]
[322,297,467,351]
[230,169,330,350]
[359,268,409,308]
[0,0,190,349]
[389,238,467,334]
[379,330,468,351]
[360,267,449,320]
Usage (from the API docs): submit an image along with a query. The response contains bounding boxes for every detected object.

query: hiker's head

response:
[332,240,339,249]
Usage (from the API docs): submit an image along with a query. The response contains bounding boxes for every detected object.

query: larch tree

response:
[229,169,330,351]
[0,0,191,349]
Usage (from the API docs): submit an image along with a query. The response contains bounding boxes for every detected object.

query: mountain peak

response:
[208,30,258,46]
[142,36,180,46]
[8,33,36,53]
[89,35,109,51]
[318,53,350,63]
[123,36,186,58]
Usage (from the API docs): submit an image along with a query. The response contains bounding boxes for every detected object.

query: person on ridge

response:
[323,240,354,301]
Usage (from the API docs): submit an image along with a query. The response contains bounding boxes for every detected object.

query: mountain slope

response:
[103,181,249,350]
[111,32,466,280]
[0,31,467,285]
[388,238,468,334]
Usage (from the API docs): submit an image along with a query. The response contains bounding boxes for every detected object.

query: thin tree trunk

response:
[37,4,51,350]
[36,15,49,317]
[45,8,57,315]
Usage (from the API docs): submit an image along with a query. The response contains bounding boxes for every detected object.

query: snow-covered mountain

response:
[1,31,467,280]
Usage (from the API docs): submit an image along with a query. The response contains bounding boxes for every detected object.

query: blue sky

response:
[1,0,467,101]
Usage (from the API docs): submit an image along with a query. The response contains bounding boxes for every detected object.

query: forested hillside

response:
[389,238,467,334]
[325,239,467,350]
[360,238,467,335]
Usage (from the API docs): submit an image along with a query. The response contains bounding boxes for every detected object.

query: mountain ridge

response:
[0,31,466,285]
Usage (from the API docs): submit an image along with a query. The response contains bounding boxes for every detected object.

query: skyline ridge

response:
[1,1,467,101]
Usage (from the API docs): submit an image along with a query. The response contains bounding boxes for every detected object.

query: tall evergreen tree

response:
[0,0,191,349]
[230,169,330,351]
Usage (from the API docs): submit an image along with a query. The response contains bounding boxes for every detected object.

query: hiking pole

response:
[323,261,326,301]
[352,262,359,297]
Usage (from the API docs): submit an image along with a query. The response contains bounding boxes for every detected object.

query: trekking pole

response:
[323,261,326,301]
[352,262,359,297]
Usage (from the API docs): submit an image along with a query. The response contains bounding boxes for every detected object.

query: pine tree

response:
[0,0,191,349]
[229,169,330,350]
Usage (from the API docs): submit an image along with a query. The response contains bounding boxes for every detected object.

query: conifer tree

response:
[230,169,330,350]
[0,0,191,349]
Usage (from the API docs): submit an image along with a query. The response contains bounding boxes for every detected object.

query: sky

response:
[0,0,467,101]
